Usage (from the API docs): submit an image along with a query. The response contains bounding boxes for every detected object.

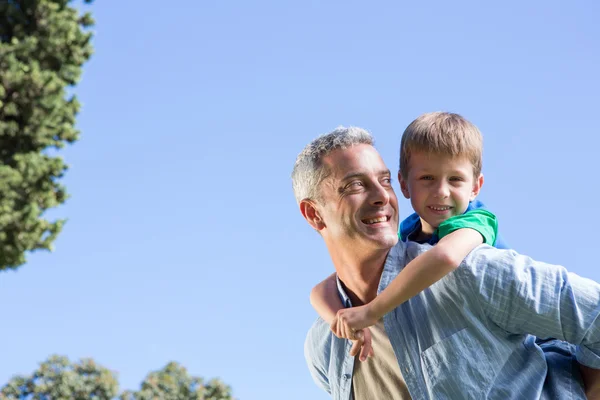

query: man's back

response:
[306,240,596,399]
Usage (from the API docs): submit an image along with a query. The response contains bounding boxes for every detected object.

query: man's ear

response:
[300,199,326,231]
[470,173,484,200]
[398,171,411,199]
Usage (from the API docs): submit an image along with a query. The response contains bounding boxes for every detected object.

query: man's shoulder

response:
[463,243,516,265]
[304,317,336,395]
[305,317,333,357]
[458,244,524,282]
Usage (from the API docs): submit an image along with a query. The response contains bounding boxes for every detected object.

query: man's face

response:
[314,144,399,251]
[399,151,483,235]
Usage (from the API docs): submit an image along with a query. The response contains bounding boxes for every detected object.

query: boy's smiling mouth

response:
[427,205,453,213]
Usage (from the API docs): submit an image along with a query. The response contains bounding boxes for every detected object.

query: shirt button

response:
[343,374,351,380]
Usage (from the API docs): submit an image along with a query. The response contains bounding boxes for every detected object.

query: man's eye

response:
[347,181,363,188]
[382,177,393,185]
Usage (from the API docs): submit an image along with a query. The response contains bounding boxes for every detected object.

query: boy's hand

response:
[329,319,374,362]
[330,305,378,362]
[349,327,374,362]
[332,304,378,338]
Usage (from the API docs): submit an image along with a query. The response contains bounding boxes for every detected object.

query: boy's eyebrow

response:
[341,169,391,182]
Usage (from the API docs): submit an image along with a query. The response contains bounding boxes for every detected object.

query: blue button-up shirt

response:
[305,241,600,399]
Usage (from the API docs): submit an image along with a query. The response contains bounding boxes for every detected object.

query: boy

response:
[310,112,599,396]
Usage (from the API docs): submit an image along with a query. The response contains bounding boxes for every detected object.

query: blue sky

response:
[1,1,599,399]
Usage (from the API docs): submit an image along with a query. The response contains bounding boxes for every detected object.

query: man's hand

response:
[332,304,378,339]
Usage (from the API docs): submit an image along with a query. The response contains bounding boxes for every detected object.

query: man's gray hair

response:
[291,126,374,204]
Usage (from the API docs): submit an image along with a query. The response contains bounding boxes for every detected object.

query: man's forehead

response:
[323,144,389,179]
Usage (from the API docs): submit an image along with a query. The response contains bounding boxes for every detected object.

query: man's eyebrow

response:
[340,169,391,182]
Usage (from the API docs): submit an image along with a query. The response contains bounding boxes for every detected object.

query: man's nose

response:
[369,182,390,206]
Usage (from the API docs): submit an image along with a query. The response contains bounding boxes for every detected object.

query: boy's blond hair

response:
[399,112,483,179]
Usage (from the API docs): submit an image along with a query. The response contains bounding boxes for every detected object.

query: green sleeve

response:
[436,209,498,245]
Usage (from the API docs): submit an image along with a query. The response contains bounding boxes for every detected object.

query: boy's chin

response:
[419,219,439,235]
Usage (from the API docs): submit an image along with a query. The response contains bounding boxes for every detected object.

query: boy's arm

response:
[310,273,374,361]
[369,227,483,319]
[333,228,484,337]
[310,273,341,324]
[333,209,498,337]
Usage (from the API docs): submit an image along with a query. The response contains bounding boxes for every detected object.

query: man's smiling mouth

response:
[362,216,390,225]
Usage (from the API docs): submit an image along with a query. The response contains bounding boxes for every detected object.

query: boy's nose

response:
[434,182,450,199]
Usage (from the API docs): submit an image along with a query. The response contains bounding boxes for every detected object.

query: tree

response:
[120,362,234,400]
[0,357,235,400]
[0,0,94,270]
[0,355,119,400]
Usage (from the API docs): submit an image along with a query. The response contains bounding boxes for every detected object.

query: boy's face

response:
[399,151,483,235]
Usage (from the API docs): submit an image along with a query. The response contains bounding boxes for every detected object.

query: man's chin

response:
[364,233,398,249]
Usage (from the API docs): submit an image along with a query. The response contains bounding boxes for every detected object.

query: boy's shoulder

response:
[466,201,510,249]
[466,199,489,212]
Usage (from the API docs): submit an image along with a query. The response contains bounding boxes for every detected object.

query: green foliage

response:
[0,355,119,400]
[0,0,94,270]
[0,357,235,400]
[120,362,234,400]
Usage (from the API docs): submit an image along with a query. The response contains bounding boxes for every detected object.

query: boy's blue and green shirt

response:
[399,199,509,249]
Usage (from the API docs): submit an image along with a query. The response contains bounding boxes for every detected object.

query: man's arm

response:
[466,246,600,368]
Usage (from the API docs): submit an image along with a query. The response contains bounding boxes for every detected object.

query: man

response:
[292,126,600,399]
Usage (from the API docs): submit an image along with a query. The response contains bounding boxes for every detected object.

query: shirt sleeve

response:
[437,209,498,245]
[304,319,332,395]
[465,246,600,368]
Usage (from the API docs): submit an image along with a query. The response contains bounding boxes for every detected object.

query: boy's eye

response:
[419,175,434,181]
[449,177,465,182]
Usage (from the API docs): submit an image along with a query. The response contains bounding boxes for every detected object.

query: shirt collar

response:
[335,275,353,308]
[399,212,421,242]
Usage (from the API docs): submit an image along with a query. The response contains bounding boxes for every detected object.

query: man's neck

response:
[330,248,389,306]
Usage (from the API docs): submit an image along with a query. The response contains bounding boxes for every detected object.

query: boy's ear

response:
[470,173,484,200]
[398,171,411,199]
[300,199,326,231]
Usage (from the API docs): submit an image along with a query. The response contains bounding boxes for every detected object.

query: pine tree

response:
[0,0,94,270]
